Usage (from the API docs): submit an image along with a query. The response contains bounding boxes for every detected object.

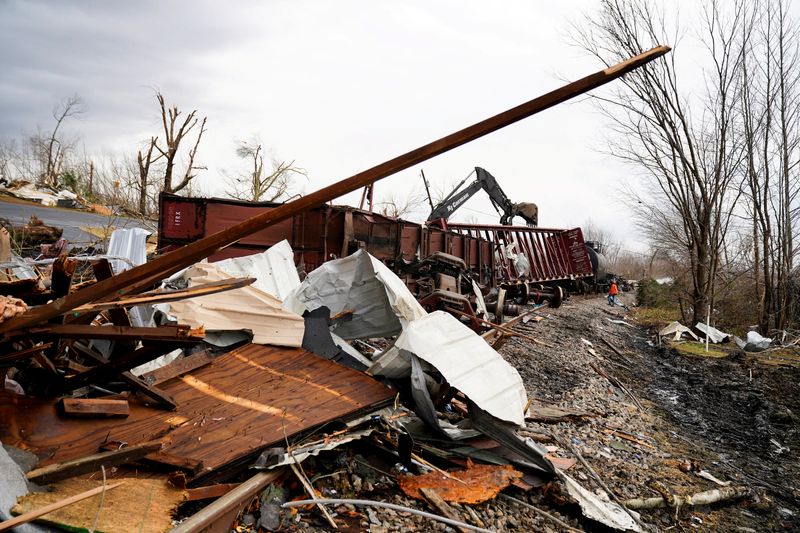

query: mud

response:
[501,294,800,531]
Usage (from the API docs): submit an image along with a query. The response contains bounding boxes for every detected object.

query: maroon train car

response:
[157,193,593,291]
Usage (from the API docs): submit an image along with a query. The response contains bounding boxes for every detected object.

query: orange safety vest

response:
[609,283,618,296]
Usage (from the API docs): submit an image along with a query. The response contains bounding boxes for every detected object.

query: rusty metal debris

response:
[399,462,524,504]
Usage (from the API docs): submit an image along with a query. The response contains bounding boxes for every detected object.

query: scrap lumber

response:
[60,397,130,418]
[8,324,203,342]
[72,342,177,410]
[72,275,256,312]
[139,349,217,386]
[420,488,471,533]
[590,362,643,410]
[58,342,184,394]
[525,404,594,424]
[0,46,670,336]
[185,482,241,502]
[50,254,77,297]
[26,441,162,484]
[0,481,125,532]
[1,344,395,485]
[0,342,52,364]
[170,470,284,533]
[451,309,552,347]
[499,494,583,533]
[139,451,205,476]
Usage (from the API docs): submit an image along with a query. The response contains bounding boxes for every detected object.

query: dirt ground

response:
[239,293,799,532]
[499,292,800,532]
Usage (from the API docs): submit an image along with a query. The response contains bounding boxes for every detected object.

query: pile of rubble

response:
[1,180,112,215]
[1,220,650,531]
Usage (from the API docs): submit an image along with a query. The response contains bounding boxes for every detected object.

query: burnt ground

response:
[501,293,800,532]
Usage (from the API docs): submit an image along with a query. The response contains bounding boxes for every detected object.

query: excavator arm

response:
[427,167,538,226]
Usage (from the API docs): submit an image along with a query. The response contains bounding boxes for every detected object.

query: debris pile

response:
[3,47,788,532]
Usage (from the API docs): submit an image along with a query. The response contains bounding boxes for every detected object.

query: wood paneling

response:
[0,344,393,484]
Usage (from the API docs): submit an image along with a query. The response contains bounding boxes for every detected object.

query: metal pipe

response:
[282,498,494,533]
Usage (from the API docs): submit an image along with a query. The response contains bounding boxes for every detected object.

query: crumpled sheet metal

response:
[107,227,153,327]
[369,311,527,426]
[212,239,300,301]
[165,262,305,347]
[659,321,699,341]
[559,470,641,531]
[399,462,523,504]
[695,322,730,344]
[255,428,374,469]
[284,249,426,339]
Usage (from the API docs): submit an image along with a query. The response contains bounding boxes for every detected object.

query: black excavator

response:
[426,167,538,226]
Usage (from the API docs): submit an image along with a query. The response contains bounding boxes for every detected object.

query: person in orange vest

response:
[608,279,619,307]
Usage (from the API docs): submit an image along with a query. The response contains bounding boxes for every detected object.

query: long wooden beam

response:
[0,45,670,336]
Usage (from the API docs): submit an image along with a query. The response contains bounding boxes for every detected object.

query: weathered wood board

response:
[0,344,393,484]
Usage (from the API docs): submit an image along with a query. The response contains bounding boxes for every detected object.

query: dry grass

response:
[672,341,729,358]
[630,306,682,329]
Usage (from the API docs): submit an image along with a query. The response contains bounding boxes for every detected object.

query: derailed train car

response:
[158,193,595,317]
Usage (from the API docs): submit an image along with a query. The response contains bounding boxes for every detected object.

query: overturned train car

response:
[158,194,595,314]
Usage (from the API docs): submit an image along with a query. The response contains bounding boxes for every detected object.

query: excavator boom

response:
[427,167,538,226]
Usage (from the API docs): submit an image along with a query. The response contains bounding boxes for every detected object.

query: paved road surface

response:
[0,198,151,246]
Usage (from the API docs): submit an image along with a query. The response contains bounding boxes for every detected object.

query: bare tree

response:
[582,219,622,266]
[375,187,428,219]
[153,91,207,195]
[741,0,800,332]
[136,137,161,214]
[31,94,86,188]
[573,0,747,324]
[226,138,307,202]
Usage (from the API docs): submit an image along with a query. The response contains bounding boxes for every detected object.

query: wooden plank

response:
[73,276,256,312]
[60,398,130,418]
[0,482,125,532]
[185,482,240,502]
[0,342,53,364]
[50,254,77,298]
[8,324,203,342]
[59,343,183,394]
[140,350,217,386]
[0,46,671,336]
[170,471,283,533]
[26,441,161,485]
[140,451,204,476]
[72,342,177,410]
[1,344,395,485]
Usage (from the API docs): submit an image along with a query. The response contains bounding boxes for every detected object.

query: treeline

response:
[576,0,800,334]
[0,92,306,218]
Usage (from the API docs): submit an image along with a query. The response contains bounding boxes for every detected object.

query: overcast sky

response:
[0,0,677,252]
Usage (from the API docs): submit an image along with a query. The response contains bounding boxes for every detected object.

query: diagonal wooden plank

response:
[0,46,671,336]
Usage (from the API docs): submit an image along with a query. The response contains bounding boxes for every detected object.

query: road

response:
[0,197,152,246]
